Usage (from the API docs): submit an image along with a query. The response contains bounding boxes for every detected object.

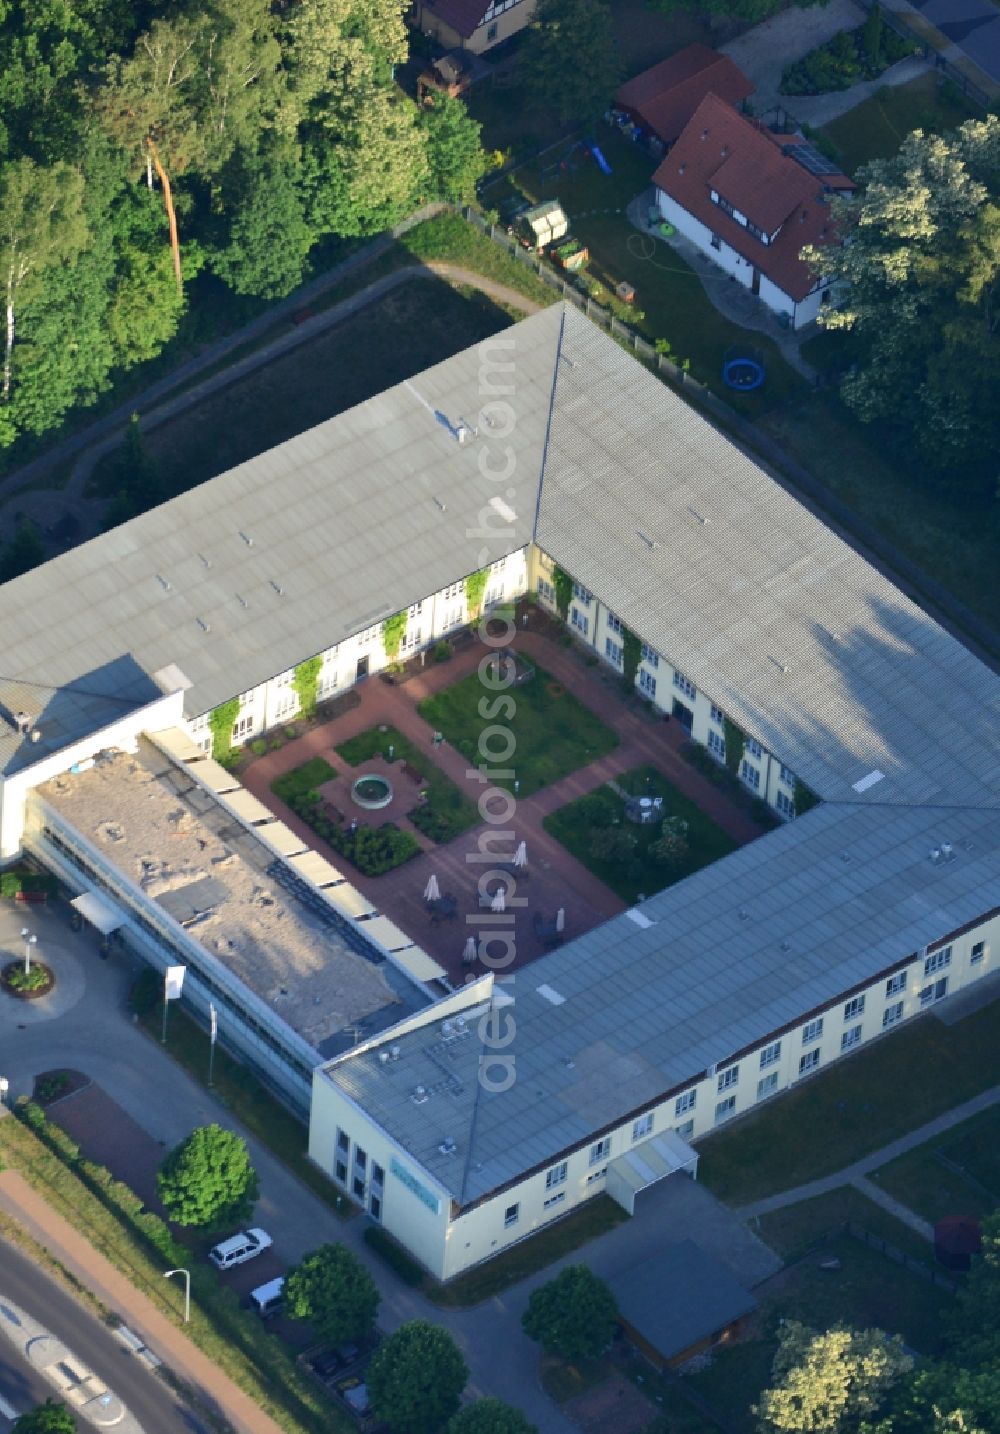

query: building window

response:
[632,1113,654,1142]
[638,669,657,699]
[717,1065,739,1092]
[606,612,623,636]
[543,1191,566,1210]
[238,689,254,708]
[571,608,589,637]
[745,737,763,759]
[841,1024,862,1052]
[799,1048,820,1075]
[843,996,865,1021]
[337,1129,350,1154]
[883,1001,904,1029]
[232,714,253,740]
[676,1119,695,1140]
[572,582,593,605]
[486,20,498,39]
[971,941,986,965]
[590,1138,611,1166]
[605,638,623,668]
[707,730,726,762]
[673,669,695,698]
[335,1159,347,1184]
[740,760,760,791]
[775,790,795,819]
[886,972,907,997]
[758,1072,779,1099]
[920,977,948,1008]
[372,1162,384,1189]
[759,1041,781,1070]
[715,1095,737,1123]
[369,1194,381,1222]
[710,233,722,251]
[710,704,724,726]
[545,1162,568,1190]
[675,1090,696,1116]
[504,1203,519,1228]
[641,644,660,669]
[779,764,794,786]
[924,947,951,977]
[537,577,555,606]
[802,1018,823,1045]
[586,1167,608,1185]
[353,1176,365,1200]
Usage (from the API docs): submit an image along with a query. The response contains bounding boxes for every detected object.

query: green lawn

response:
[417,661,618,797]
[754,1187,936,1265]
[271,756,336,804]
[398,209,556,308]
[335,724,479,844]
[819,73,978,176]
[698,1002,1000,1206]
[496,128,806,411]
[873,1106,1000,1224]
[543,763,738,904]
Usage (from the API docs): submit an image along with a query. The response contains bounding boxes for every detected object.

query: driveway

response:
[722,0,866,118]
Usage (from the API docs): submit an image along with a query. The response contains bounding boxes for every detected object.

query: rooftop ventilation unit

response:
[738,908,750,921]
[441,1020,455,1038]
[30,729,40,743]
[239,531,253,546]
[389,1045,401,1061]
[455,422,476,445]
[14,712,30,734]
[930,847,942,864]
[156,574,172,592]
[637,530,659,551]
[454,1016,467,1033]
[940,842,954,862]
[378,1051,389,1064]
[270,580,284,595]
[196,617,210,633]
[412,1085,429,1104]
[438,1137,457,1156]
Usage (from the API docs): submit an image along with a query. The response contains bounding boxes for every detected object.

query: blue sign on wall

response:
[390,1156,441,1215]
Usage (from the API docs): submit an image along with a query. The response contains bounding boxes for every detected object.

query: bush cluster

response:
[781,21,913,95]
[285,790,420,874]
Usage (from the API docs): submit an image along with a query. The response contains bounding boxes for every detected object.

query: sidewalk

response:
[0,1164,286,1434]
[735,1082,1000,1221]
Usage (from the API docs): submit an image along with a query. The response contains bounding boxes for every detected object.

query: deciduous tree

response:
[522,0,623,125]
[368,1320,468,1434]
[421,94,487,203]
[754,1321,912,1433]
[211,141,313,298]
[448,1399,538,1433]
[521,1265,619,1363]
[13,1402,76,1434]
[284,1243,379,1345]
[157,1123,259,1229]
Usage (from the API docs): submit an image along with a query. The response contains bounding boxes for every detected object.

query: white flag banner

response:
[164,965,186,1002]
[209,1002,218,1045]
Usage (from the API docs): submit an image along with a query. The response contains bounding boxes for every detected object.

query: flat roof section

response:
[37,740,423,1050]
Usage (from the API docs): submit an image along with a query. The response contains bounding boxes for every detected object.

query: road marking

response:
[0,1391,20,1421]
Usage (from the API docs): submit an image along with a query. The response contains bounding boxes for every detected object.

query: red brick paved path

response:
[243,625,768,985]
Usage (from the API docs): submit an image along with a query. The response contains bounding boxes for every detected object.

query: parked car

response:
[309,1348,344,1381]
[336,1376,371,1416]
[249,1275,285,1317]
[208,1228,273,1270]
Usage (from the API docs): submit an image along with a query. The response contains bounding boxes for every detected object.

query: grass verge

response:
[753,1187,936,1265]
[399,210,556,308]
[335,724,479,844]
[418,660,618,797]
[872,1104,1000,1224]
[819,73,978,175]
[0,1108,349,1434]
[136,999,356,1222]
[698,1003,1000,1206]
[543,762,738,904]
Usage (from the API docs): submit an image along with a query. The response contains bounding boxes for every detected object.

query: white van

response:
[249,1276,285,1318]
[207,1228,272,1271]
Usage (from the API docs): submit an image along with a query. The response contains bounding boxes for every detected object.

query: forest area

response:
[0,0,487,455]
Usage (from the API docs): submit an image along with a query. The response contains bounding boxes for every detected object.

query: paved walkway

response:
[0,1163,286,1434]
[721,0,867,118]
[241,623,768,983]
[735,1082,1000,1222]
[850,1174,934,1241]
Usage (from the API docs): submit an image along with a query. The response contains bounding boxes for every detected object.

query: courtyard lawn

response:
[543,763,738,904]
[872,1105,1000,1224]
[699,1001,1000,1206]
[271,755,336,804]
[416,661,618,797]
[271,754,420,875]
[819,73,978,176]
[335,724,479,844]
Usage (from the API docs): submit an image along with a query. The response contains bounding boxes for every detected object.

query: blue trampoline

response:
[722,346,765,391]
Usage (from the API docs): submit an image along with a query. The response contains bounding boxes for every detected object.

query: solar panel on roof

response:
[786,143,840,178]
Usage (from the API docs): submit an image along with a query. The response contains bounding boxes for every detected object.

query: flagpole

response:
[161,970,169,1044]
[208,1003,217,1087]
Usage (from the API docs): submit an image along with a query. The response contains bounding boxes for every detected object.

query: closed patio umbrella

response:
[555,907,565,932]
[513,841,527,868]
[462,936,477,965]
[491,887,506,913]
[423,874,441,903]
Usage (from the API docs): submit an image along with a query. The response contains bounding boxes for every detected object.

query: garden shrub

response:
[781,21,914,94]
[434,641,452,662]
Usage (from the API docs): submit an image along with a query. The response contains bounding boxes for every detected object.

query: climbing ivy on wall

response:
[794,778,820,817]
[208,698,240,764]
[292,656,322,717]
[464,568,489,619]
[723,716,743,776]
[381,612,408,661]
[552,566,573,620]
[622,627,642,689]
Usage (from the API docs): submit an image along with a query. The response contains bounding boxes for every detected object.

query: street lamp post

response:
[20,928,37,975]
[0,1078,9,1107]
[164,1267,190,1323]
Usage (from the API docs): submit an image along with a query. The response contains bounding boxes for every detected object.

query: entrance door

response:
[672,699,694,731]
[356,655,369,682]
[751,268,761,295]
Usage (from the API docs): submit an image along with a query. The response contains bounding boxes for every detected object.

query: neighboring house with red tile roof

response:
[613,45,754,152]
[413,0,537,53]
[652,93,853,331]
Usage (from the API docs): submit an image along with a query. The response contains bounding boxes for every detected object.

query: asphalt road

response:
[0,1239,202,1434]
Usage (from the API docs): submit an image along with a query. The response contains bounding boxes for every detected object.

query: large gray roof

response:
[328,798,1000,1203]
